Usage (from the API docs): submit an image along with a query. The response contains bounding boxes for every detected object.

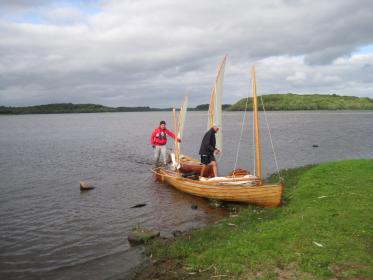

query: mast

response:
[172,107,179,163]
[252,66,261,178]
[176,96,188,163]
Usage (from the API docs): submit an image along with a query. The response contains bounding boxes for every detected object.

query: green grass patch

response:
[145,159,373,279]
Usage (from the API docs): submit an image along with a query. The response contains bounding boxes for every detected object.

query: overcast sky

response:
[0,0,373,107]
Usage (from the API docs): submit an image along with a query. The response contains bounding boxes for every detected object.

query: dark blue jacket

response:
[199,128,216,155]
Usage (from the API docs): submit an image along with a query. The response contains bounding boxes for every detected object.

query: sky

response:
[0,0,373,107]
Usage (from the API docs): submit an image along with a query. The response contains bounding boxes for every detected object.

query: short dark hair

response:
[160,120,166,125]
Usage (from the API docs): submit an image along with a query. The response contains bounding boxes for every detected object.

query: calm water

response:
[1,111,372,279]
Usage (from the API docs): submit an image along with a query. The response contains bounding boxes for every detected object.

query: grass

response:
[141,159,373,279]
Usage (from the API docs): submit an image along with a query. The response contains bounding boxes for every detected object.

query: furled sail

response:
[172,96,188,170]
[177,96,188,141]
[207,56,226,152]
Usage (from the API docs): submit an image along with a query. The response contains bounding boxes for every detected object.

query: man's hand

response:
[214,148,220,155]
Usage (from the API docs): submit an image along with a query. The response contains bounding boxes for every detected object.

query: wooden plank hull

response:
[179,157,213,177]
[155,168,284,208]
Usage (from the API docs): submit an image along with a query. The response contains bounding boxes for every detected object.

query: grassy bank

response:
[137,160,373,279]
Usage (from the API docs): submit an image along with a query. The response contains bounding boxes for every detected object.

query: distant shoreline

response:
[1,94,372,114]
[0,103,230,115]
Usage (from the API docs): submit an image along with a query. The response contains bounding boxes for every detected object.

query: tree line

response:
[228,93,373,111]
[1,94,372,114]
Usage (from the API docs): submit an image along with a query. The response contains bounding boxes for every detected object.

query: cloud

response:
[0,0,50,11]
[0,0,373,107]
[41,7,85,25]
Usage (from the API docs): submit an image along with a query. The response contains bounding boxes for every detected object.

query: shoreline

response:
[131,159,373,279]
[1,109,373,117]
[2,94,373,114]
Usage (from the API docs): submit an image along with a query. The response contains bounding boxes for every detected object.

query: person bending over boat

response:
[150,121,180,165]
[199,125,220,177]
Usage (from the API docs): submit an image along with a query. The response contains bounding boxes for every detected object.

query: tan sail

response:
[171,96,188,169]
[179,56,227,176]
[207,55,226,152]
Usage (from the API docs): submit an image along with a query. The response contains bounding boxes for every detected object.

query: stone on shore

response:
[128,228,160,245]
[80,181,94,190]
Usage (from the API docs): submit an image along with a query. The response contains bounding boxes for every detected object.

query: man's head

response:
[212,124,219,132]
[160,120,166,129]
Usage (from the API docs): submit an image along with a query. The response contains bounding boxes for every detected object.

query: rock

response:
[312,144,319,148]
[131,203,147,208]
[191,204,198,210]
[172,230,183,237]
[128,228,160,245]
[80,181,94,191]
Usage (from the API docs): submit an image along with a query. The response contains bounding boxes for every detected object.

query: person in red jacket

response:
[150,121,180,165]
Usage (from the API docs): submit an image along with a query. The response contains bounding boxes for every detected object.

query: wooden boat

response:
[155,61,284,208]
[154,168,283,207]
[179,155,213,177]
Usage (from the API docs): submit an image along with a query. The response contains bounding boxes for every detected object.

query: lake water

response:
[1,111,372,279]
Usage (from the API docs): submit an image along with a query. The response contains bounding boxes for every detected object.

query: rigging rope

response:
[260,96,283,181]
[233,90,250,173]
[231,72,282,181]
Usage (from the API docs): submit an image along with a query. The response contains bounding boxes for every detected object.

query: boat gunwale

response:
[153,167,284,207]
[152,167,282,188]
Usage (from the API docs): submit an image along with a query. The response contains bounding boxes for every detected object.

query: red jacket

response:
[150,126,176,146]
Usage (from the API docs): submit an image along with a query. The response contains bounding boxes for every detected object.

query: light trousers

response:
[154,145,167,164]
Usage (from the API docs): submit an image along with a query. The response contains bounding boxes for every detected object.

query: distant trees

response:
[227,93,373,111]
[192,104,231,111]
[0,103,115,114]
[0,104,165,114]
[1,94,372,115]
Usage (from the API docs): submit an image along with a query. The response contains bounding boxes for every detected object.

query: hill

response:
[228,93,373,110]
[0,103,170,114]
[0,103,230,114]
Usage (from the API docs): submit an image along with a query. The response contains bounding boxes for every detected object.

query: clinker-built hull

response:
[154,168,284,208]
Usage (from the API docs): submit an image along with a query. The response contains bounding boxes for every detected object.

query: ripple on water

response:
[1,111,372,279]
